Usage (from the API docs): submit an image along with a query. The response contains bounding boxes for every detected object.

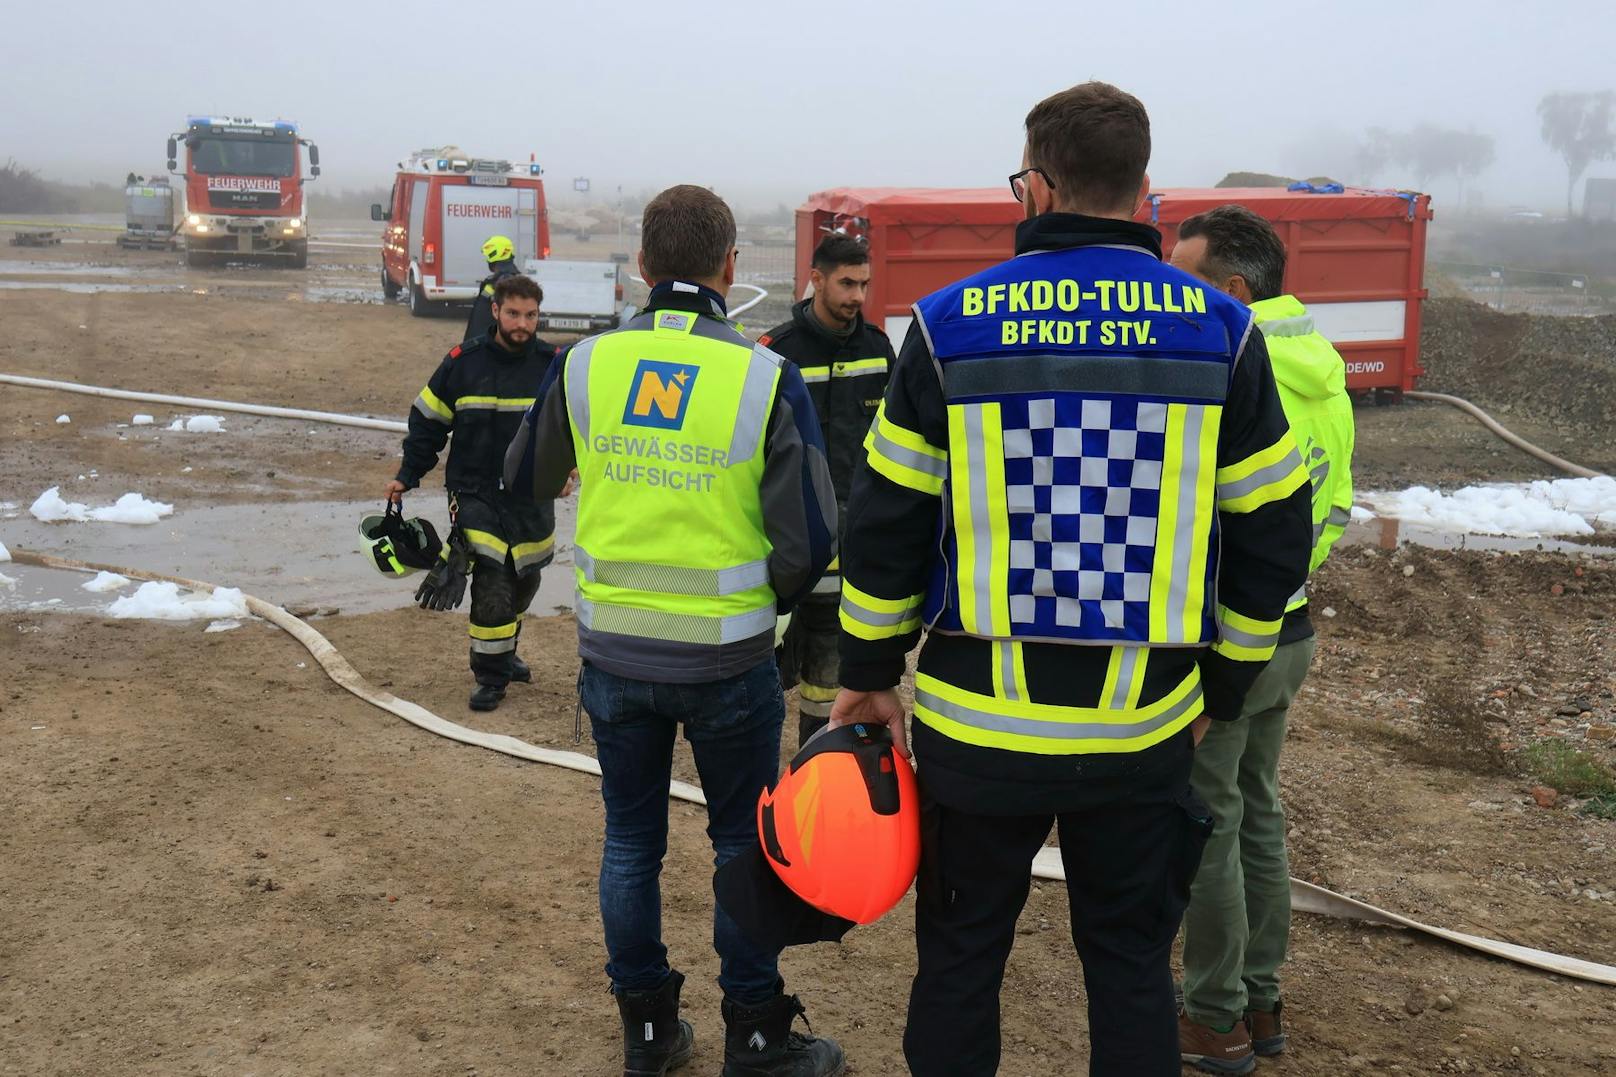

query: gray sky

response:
[5,0,1613,211]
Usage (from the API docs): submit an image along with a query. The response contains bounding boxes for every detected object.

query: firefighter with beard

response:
[385,273,563,711]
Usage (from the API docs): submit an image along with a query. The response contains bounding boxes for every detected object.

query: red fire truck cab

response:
[167,116,319,268]
[373,149,551,318]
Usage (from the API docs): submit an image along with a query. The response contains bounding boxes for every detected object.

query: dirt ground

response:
[3,232,1615,1075]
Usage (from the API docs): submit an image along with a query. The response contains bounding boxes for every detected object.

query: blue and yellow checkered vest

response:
[911,243,1255,648]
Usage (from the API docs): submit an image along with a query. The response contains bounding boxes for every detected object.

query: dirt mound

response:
[1418,297,1616,430]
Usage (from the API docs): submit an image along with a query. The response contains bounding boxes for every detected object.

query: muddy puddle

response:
[0,254,383,304]
[2,498,581,619]
[1340,514,1615,555]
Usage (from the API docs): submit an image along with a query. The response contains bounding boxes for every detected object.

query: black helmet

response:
[359,501,443,577]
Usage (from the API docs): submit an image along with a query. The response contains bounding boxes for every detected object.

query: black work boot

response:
[615,970,694,1076]
[721,991,844,1076]
[469,683,506,711]
[510,655,532,683]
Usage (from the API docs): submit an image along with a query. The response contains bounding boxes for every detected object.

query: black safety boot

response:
[615,969,694,1076]
[509,655,532,683]
[469,683,506,711]
[721,990,844,1076]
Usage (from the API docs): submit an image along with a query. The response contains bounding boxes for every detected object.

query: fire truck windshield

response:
[189,136,297,178]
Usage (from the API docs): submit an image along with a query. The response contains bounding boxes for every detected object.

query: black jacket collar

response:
[645,280,728,319]
[1014,212,1163,261]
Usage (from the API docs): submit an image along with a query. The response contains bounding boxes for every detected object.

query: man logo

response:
[623,359,698,430]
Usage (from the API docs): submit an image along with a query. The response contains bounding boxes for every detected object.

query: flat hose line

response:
[7,547,1613,987]
[1403,390,1605,478]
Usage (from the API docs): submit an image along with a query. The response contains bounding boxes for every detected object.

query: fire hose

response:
[6,546,1613,987]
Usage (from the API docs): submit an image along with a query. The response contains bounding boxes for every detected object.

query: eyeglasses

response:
[1008,167,1055,203]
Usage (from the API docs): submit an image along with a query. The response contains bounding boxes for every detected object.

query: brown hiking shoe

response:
[1245,1000,1286,1056]
[1179,1012,1255,1075]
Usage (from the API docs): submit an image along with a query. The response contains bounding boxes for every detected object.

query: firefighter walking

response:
[828,82,1312,1076]
[464,234,523,343]
[760,233,895,745]
[386,273,561,712]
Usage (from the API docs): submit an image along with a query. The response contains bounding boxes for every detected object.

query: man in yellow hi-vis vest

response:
[506,186,845,1077]
[1170,203,1356,1072]
[828,83,1312,1076]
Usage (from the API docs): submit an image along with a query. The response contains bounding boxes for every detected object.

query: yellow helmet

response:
[481,234,515,263]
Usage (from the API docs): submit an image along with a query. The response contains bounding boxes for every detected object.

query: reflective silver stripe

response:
[1164,405,1205,642]
[799,366,831,384]
[870,423,948,481]
[471,636,518,655]
[1287,583,1308,607]
[1259,314,1316,338]
[812,574,842,595]
[1326,505,1352,527]
[839,593,919,629]
[798,697,834,718]
[576,596,776,646]
[1218,619,1279,651]
[412,395,452,424]
[996,641,1021,703]
[689,312,749,344]
[1107,646,1143,709]
[1218,450,1304,503]
[963,404,996,632]
[565,335,598,440]
[916,680,1203,742]
[574,545,768,597]
[728,347,780,465]
[944,354,1229,402]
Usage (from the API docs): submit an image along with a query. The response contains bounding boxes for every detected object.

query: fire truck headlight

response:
[288,218,302,228]
[186,214,201,226]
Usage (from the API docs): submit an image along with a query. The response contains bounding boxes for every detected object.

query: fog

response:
[4,0,1614,212]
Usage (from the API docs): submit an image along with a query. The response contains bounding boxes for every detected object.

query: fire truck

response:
[167,116,320,268]
[373,148,551,317]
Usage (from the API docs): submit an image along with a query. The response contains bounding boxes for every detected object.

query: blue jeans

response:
[581,657,784,1005]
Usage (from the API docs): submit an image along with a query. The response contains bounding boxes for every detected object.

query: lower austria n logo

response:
[623,359,698,429]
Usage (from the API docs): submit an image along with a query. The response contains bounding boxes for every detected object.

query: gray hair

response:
[1177,204,1287,302]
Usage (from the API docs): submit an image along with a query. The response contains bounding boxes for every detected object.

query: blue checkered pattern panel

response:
[1002,396,1168,637]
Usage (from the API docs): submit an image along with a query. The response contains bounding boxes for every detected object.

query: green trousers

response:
[1182,636,1316,1025]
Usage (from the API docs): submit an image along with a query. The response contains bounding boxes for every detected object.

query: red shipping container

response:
[794,185,1433,395]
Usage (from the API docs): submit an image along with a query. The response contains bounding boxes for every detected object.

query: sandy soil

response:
[2,233,1615,1075]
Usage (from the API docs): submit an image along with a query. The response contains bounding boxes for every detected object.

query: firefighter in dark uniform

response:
[760,233,896,746]
[829,82,1312,1076]
[386,274,561,712]
[464,234,522,343]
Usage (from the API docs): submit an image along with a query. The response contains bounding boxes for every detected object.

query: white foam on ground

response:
[0,540,10,561]
[29,487,174,525]
[55,414,70,424]
[205,619,242,633]
[1362,476,1616,538]
[168,415,226,433]
[0,572,16,588]
[107,582,249,621]
[82,571,132,592]
[132,414,154,426]
[1350,505,1376,522]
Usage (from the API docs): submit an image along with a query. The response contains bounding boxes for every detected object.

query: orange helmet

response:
[756,723,920,925]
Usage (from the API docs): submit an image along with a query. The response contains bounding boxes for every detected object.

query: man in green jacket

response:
[1169,204,1356,1074]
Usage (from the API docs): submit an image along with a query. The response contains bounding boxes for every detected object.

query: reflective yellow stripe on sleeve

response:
[1211,605,1284,662]
[1216,433,1308,513]
[414,386,454,424]
[839,580,924,641]
[863,400,946,496]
